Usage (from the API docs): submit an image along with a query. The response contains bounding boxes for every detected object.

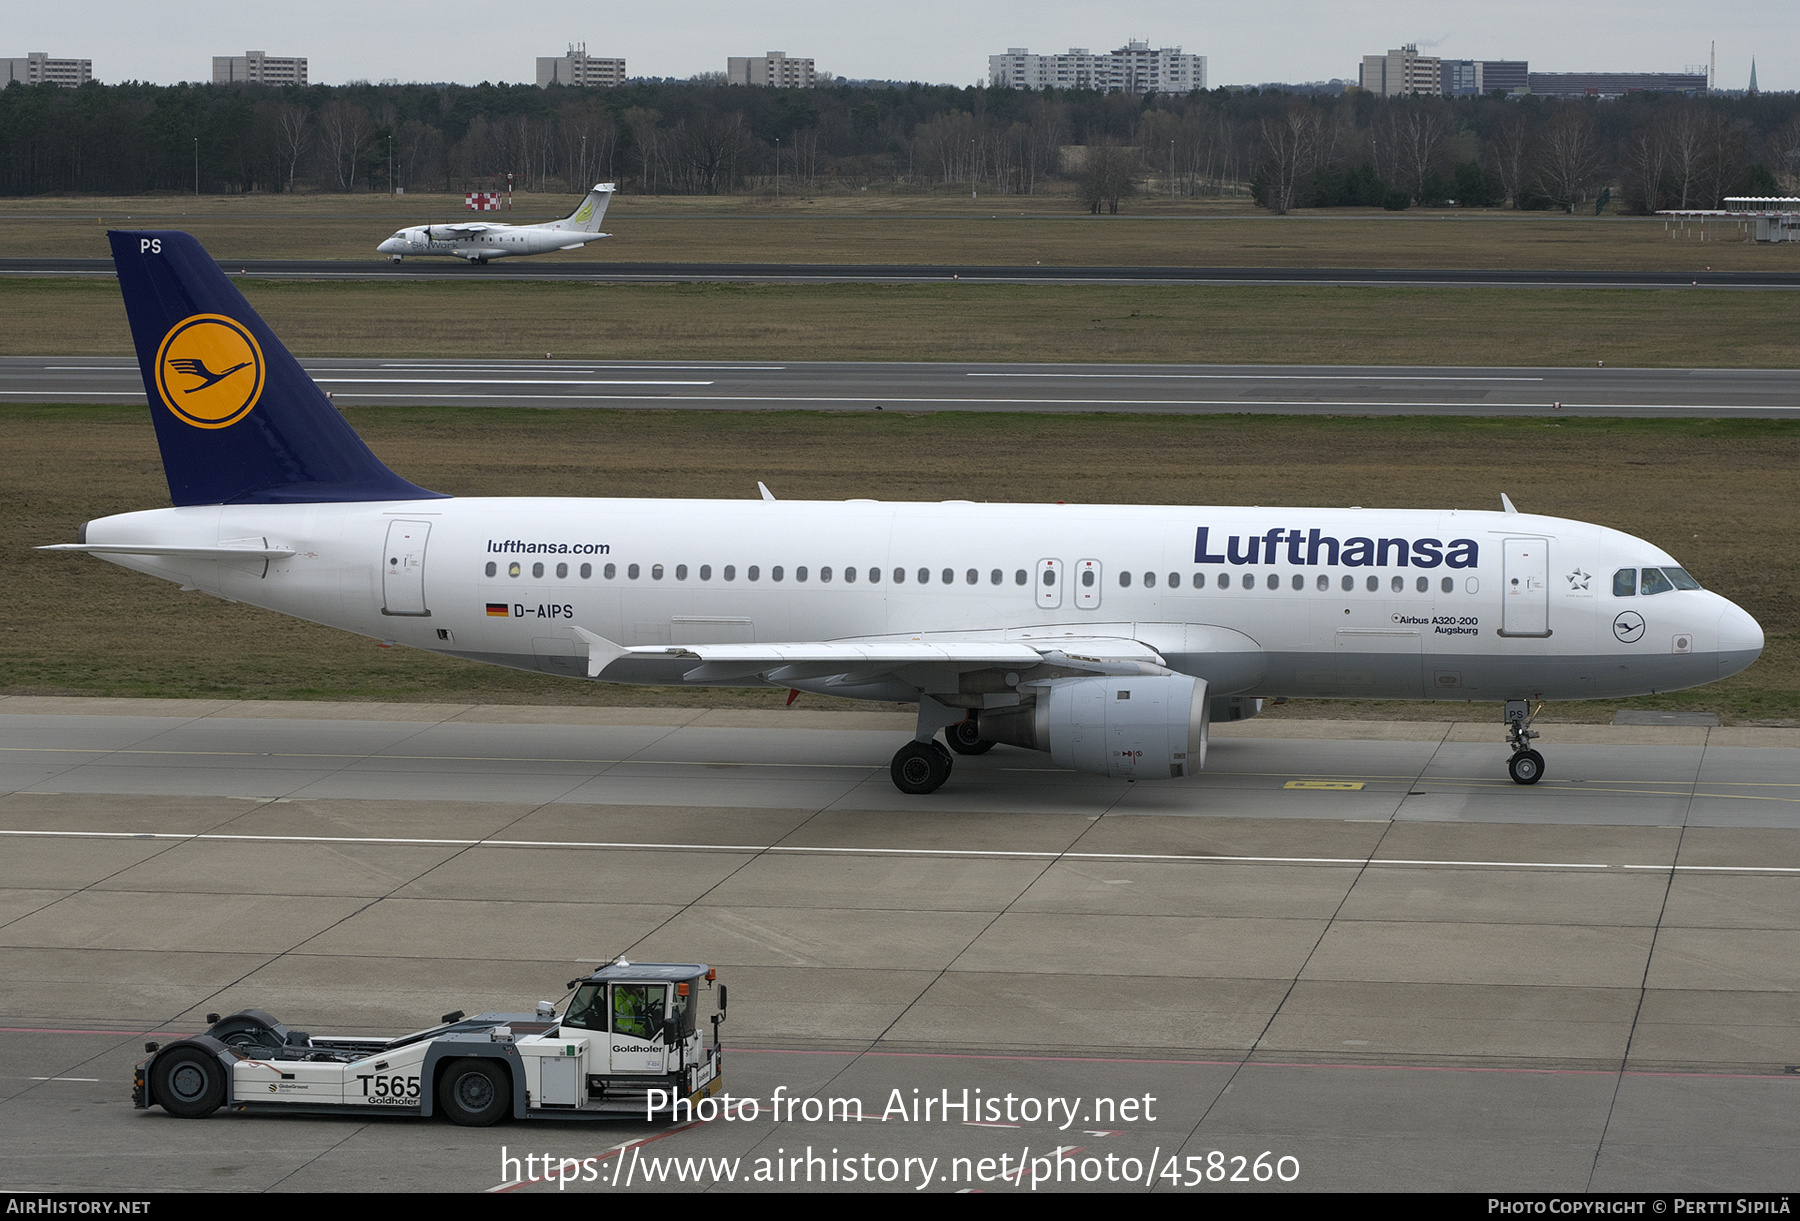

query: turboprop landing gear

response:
[1504,699,1545,785]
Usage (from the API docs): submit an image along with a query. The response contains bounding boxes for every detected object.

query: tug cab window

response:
[611,985,667,1041]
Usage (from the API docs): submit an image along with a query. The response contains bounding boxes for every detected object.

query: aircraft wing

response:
[572,628,1164,682]
[426,223,496,236]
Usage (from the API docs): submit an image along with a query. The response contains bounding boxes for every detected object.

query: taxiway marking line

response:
[5,827,1795,871]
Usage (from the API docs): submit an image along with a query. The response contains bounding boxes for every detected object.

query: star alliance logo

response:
[1565,568,1592,591]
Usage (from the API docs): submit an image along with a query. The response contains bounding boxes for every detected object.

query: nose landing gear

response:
[1504,699,1545,785]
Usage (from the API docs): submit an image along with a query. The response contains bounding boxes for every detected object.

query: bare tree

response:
[1534,109,1604,212]
[1077,139,1139,213]
[1773,114,1800,194]
[272,102,309,191]
[318,99,371,190]
[1259,102,1323,214]
[1394,101,1449,199]
[1620,123,1669,213]
[1489,113,1533,208]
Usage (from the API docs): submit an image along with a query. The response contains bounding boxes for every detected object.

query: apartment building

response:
[2,52,91,87]
[212,51,307,86]
[537,45,627,87]
[726,51,816,88]
[989,40,1205,93]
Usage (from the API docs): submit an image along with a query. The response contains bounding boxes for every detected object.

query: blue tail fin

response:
[108,230,445,506]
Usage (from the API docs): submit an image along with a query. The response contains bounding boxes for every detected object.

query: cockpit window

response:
[1613,569,1636,597]
[1638,568,1675,596]
[1663,567,1702,591]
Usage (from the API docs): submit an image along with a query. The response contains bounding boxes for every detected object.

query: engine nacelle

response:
[978,673,1209,780]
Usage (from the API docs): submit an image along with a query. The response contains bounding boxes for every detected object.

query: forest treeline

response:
[2,77,1796,213]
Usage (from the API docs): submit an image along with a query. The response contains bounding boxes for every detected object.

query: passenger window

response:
[580,563,592,579]
[1169,572,1179,589]
[556,562,568,579]
[1366,575,1378,592]
[1217,573,1230,589]
[1265,573,1279,590]
[651,564,663,580]
[894,568,906,584]
[485,561,497,577]
[1082,569,1096,588]
[820,567,832,583]
[675,564,688,580]
[1042,569,1056,586]
[627,563,640,579]
[1441,576,1453,594]
[990,569,1002,585]
[1241,573,1254,590]
[1120,571,1132,588]
[965,569,978,585]
[748,566,760,581]
[918,568,930,584]
[699,565,711,580]
[1194,573,1206,589]
[870,568,882,584]
[1415,576,1428,593]
[794,566,807,582]
[1144,572,1156,589]
[723,565,735,581]
[1613,569,1636,597]
[941,569,954,585]
[1015,570,1028,586]
[603,562,616,579]
[532,562,545,578]
[1292,574,1305,591]
[1391,575,1403,593]
[1341,574,1354,592]
[773,566,785,582]
[1316,574,1329,591]
[1639,568,1674,596]
[843,567,854,583]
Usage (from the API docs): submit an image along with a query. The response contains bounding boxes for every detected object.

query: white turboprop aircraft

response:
[46,232,1764,795]
[376,184,614,264]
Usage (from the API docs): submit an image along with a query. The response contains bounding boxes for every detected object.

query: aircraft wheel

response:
[1507,749,1546,786]
[152,1046,225,1118]
[944,719,994,756]
[892,741,952,795]
[440,1059,510,1126]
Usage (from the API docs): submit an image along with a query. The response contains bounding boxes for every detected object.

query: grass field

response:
[4,190,1792,271]
[5,406,1794,724]
[5,276,1799,368]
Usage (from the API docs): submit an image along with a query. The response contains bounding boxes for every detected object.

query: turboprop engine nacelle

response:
[978,673,1209,780]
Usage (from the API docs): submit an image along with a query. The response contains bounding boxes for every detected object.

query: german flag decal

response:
[486,603,510,617]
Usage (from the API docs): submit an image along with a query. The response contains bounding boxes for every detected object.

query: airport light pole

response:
[387,135,393,195]
[775,136,780,201]
[193,137,198,196]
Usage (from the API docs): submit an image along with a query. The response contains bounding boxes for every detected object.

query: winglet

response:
[572,627,631,678]
[757,482,776,502]
[1500,493,1519,515]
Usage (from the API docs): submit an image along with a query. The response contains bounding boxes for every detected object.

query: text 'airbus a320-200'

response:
[376,183,613,264]
[44,232,1764,794]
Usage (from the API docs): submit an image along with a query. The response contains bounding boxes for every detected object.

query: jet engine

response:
[975,673,1209,780]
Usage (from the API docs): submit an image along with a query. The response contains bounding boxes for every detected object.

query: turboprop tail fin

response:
[555,183,614,234]
[108,230,445,507]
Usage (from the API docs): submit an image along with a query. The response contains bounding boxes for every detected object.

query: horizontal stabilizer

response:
[38,543,296,559]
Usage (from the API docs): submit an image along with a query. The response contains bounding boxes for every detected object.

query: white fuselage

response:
[79,498,1763,705]
[376,223,605,262]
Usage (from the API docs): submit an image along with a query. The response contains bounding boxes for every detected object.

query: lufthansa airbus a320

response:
[43,231,1764,794]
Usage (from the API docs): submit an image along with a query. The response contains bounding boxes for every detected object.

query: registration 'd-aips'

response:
[44,233,1763,794]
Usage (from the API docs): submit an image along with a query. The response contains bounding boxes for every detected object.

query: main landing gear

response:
[1504,699,1545,785]
[890,698,984,795]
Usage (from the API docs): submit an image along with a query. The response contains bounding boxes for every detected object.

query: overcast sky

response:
[12,1,1787,91]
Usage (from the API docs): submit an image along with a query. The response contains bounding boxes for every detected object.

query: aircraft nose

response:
[1717,601,1763,680]
[377,238,400,253]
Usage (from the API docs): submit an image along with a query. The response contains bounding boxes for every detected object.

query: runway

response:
[9,357,1800,417]
[6,257,1800,289]
[1,697,1796,1192]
